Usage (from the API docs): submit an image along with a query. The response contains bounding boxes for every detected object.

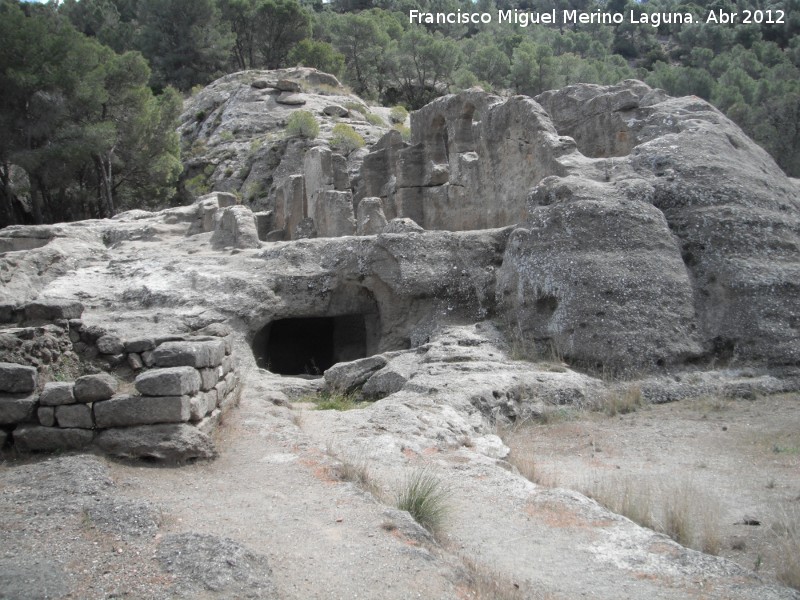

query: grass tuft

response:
[396,468,450,535]
[601,385,643,416]
[303,390,368,411]
[459,556,532,600]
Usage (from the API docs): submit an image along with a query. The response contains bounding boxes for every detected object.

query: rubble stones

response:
[96,335,125,355]
[135,367,202,397]
[0,362,37,393]
[74,373,118,402]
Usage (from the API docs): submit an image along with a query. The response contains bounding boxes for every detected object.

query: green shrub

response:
[365,112,384,126]
[343,101,366,115]
[393,124,411,142]
[330,123,365,153]
[286,110,319,139]
[396,468,450,535]
[389,105,408,123]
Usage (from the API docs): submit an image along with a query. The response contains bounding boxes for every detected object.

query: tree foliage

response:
[0,0,180,227]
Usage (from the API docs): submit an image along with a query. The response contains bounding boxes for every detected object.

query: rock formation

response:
[0,73,798,458]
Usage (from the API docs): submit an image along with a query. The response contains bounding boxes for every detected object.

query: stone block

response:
[324,355,388,393]
[96,335,124,355]
[142,350,155,367]
[197,409,222,437]
[127,353,144,370]
[135,367,201,397]
[189,395,207,422]
[152,340,226,368]
[94,424,215,461]
[39,382,75,406]
[74,373,118,402]
[214,379,228,401]
[38,406,55,427]
[55,404,94,429]
[14,425,94,452]
[221,356,233,375]
[198,368,221,392]
[0,393,37,425]
[0,362,37,393]
[94,394,192,428]
[24,299,84,322]
[124,337,156,353]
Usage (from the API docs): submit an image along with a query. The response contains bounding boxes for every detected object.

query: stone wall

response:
[0,301,241,461]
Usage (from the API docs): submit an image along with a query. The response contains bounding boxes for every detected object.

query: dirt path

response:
[2,369,798,599]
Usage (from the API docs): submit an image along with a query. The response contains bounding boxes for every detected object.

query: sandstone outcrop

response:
[1,74,798,388]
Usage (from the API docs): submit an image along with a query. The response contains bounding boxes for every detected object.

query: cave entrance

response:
[252,313,379,375]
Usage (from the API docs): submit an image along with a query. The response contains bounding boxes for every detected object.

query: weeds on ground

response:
[459,556,531,600]
[600,385,643,416]
[329,453,383,498]
[303,390,368,411]
[774,507,800,590]
[497,418,562,487]
[584,476,722,555]
[396,468,450,536]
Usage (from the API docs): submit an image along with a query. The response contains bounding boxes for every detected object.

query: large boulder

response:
[497,177,702,371]
[94,394,192,428]
[94,424,215,461]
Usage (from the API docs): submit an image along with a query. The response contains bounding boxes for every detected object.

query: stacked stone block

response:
[0,335,240,460]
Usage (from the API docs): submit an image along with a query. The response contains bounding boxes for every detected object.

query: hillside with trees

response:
[1,0,798,226]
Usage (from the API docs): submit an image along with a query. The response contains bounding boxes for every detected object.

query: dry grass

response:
[600,385,643,416]
[396,468,451,536]
[330,456,383,498]
[458,556,533,600]
[774,506,800,590]
[497,419,560,487]
[584,475,722,555]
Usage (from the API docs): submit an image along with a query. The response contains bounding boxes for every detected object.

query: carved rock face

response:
[2,76,798,373]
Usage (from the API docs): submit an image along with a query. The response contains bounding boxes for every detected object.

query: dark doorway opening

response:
[252,314,375,375]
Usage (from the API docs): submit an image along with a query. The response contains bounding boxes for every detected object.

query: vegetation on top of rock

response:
[285,110,320,139]
[330,123,365,153]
